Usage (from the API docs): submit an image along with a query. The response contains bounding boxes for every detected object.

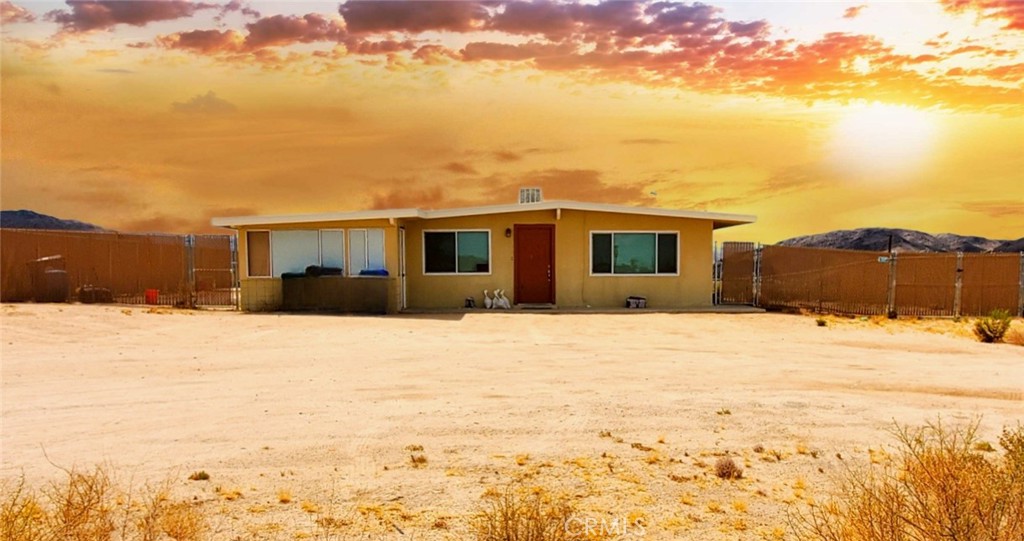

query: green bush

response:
[974,309,1012,343]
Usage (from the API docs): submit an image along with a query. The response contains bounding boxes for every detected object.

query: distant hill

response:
[0,210,105,231]
[994,238,1024,253]
[778,228,1021,253]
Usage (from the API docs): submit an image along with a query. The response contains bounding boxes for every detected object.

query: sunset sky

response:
[2,0,1022,242]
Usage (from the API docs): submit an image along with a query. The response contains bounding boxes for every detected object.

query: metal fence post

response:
[886,251,898,318]
[1019,251,1024,317]
[953,252,963,318]
[185,234,196,309]
[753,243,763,307]
[712,240,720,306]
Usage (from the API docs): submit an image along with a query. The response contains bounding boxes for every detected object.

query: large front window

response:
[424,231,490,274]
[245,228,384,277]
[591,232,678,275]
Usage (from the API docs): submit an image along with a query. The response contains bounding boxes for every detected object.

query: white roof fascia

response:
[211,208,423,228]
[211,201,755,228]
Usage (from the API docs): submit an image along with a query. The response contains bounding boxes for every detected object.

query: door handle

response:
[547,266,551,280]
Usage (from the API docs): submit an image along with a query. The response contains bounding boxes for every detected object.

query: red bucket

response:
[144,289,159,304]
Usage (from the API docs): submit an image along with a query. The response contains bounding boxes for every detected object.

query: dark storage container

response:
[28,255,69,303]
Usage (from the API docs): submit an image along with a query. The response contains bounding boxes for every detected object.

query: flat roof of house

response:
[211,200,756,229]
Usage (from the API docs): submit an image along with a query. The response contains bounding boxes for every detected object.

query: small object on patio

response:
[77,285,113,304]
[498,290,511,309]
[483,289,493,309]
[465,297,476,309]
[625,296,647,309]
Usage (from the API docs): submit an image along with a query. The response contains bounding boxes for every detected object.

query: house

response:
[211,191,755,313]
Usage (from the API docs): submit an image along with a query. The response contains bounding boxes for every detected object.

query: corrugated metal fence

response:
[717,242,1023,317]
[0,229,236,306]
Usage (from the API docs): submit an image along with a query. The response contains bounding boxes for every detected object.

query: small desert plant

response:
[1005,325,1024,346]
[790,419,1024,541]
[973,309,1012,342]
[410,454,428,468]
[187,471,209,481]
[46,466,116,541]
[1,478,47,541]
[160,502,207,541]
[471,484,585,541]
[815,317,827,327]
[1,465,210,541]
[714,457,743,479]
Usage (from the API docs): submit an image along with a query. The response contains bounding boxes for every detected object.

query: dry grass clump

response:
[790,419,1024,541]
[715,457,743,480]
[1004,325,1024,346]
[471,484,594,541]
[973,309,1012,343]
[1,465,208,541]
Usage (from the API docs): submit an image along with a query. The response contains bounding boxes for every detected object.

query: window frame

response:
[422,229,493,276]
[245,229,273,278]
[588,230,680,277]
[319,228,346,272]
[347,228,387,278]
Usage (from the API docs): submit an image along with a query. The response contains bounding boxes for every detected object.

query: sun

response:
[827,102,939,181]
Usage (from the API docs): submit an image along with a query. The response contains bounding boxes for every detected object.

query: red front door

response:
[514,224,555,304]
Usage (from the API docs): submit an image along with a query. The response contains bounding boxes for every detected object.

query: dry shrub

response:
[471,484,590,541]
[46,466,116,541]
[973,309,1012,343]
[160,503,207,541]
[790,419,1024,541]
[1,466,209,541]
[1,477,48,541]
[1005,325,1024,347]
[715,457,743,479]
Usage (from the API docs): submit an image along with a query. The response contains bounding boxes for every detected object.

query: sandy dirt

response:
[2,303,1022,540]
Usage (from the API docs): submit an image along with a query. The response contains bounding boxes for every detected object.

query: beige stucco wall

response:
[401,209,714,309]
[240,278,283,311]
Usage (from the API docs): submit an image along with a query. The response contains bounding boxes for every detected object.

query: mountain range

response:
[0,210,105,231]
[778,228,1023,253]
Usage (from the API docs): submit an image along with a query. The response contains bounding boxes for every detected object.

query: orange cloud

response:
[843,5,867,19]
[942,0,1024,30]
[136,2,1021,111]
[1,1,34,24]
[46,0,215,33]
[171,91,237,114]
[480,169,655,206]
[962,200,1024,218]
[244,13,345,50]
[442,162,478,175]
[339,1,489,34]
[157,29,241,53]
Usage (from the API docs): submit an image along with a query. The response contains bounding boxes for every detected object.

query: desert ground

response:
[2,303,1022,540]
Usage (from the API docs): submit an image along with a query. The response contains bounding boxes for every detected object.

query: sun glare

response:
[828,102,938,181]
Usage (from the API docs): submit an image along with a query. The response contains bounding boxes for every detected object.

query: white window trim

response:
[588,230,680,277]
[319,228,345,273]
[422,229,493,276]
[246,229,274,279]
[347,228,387,278]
